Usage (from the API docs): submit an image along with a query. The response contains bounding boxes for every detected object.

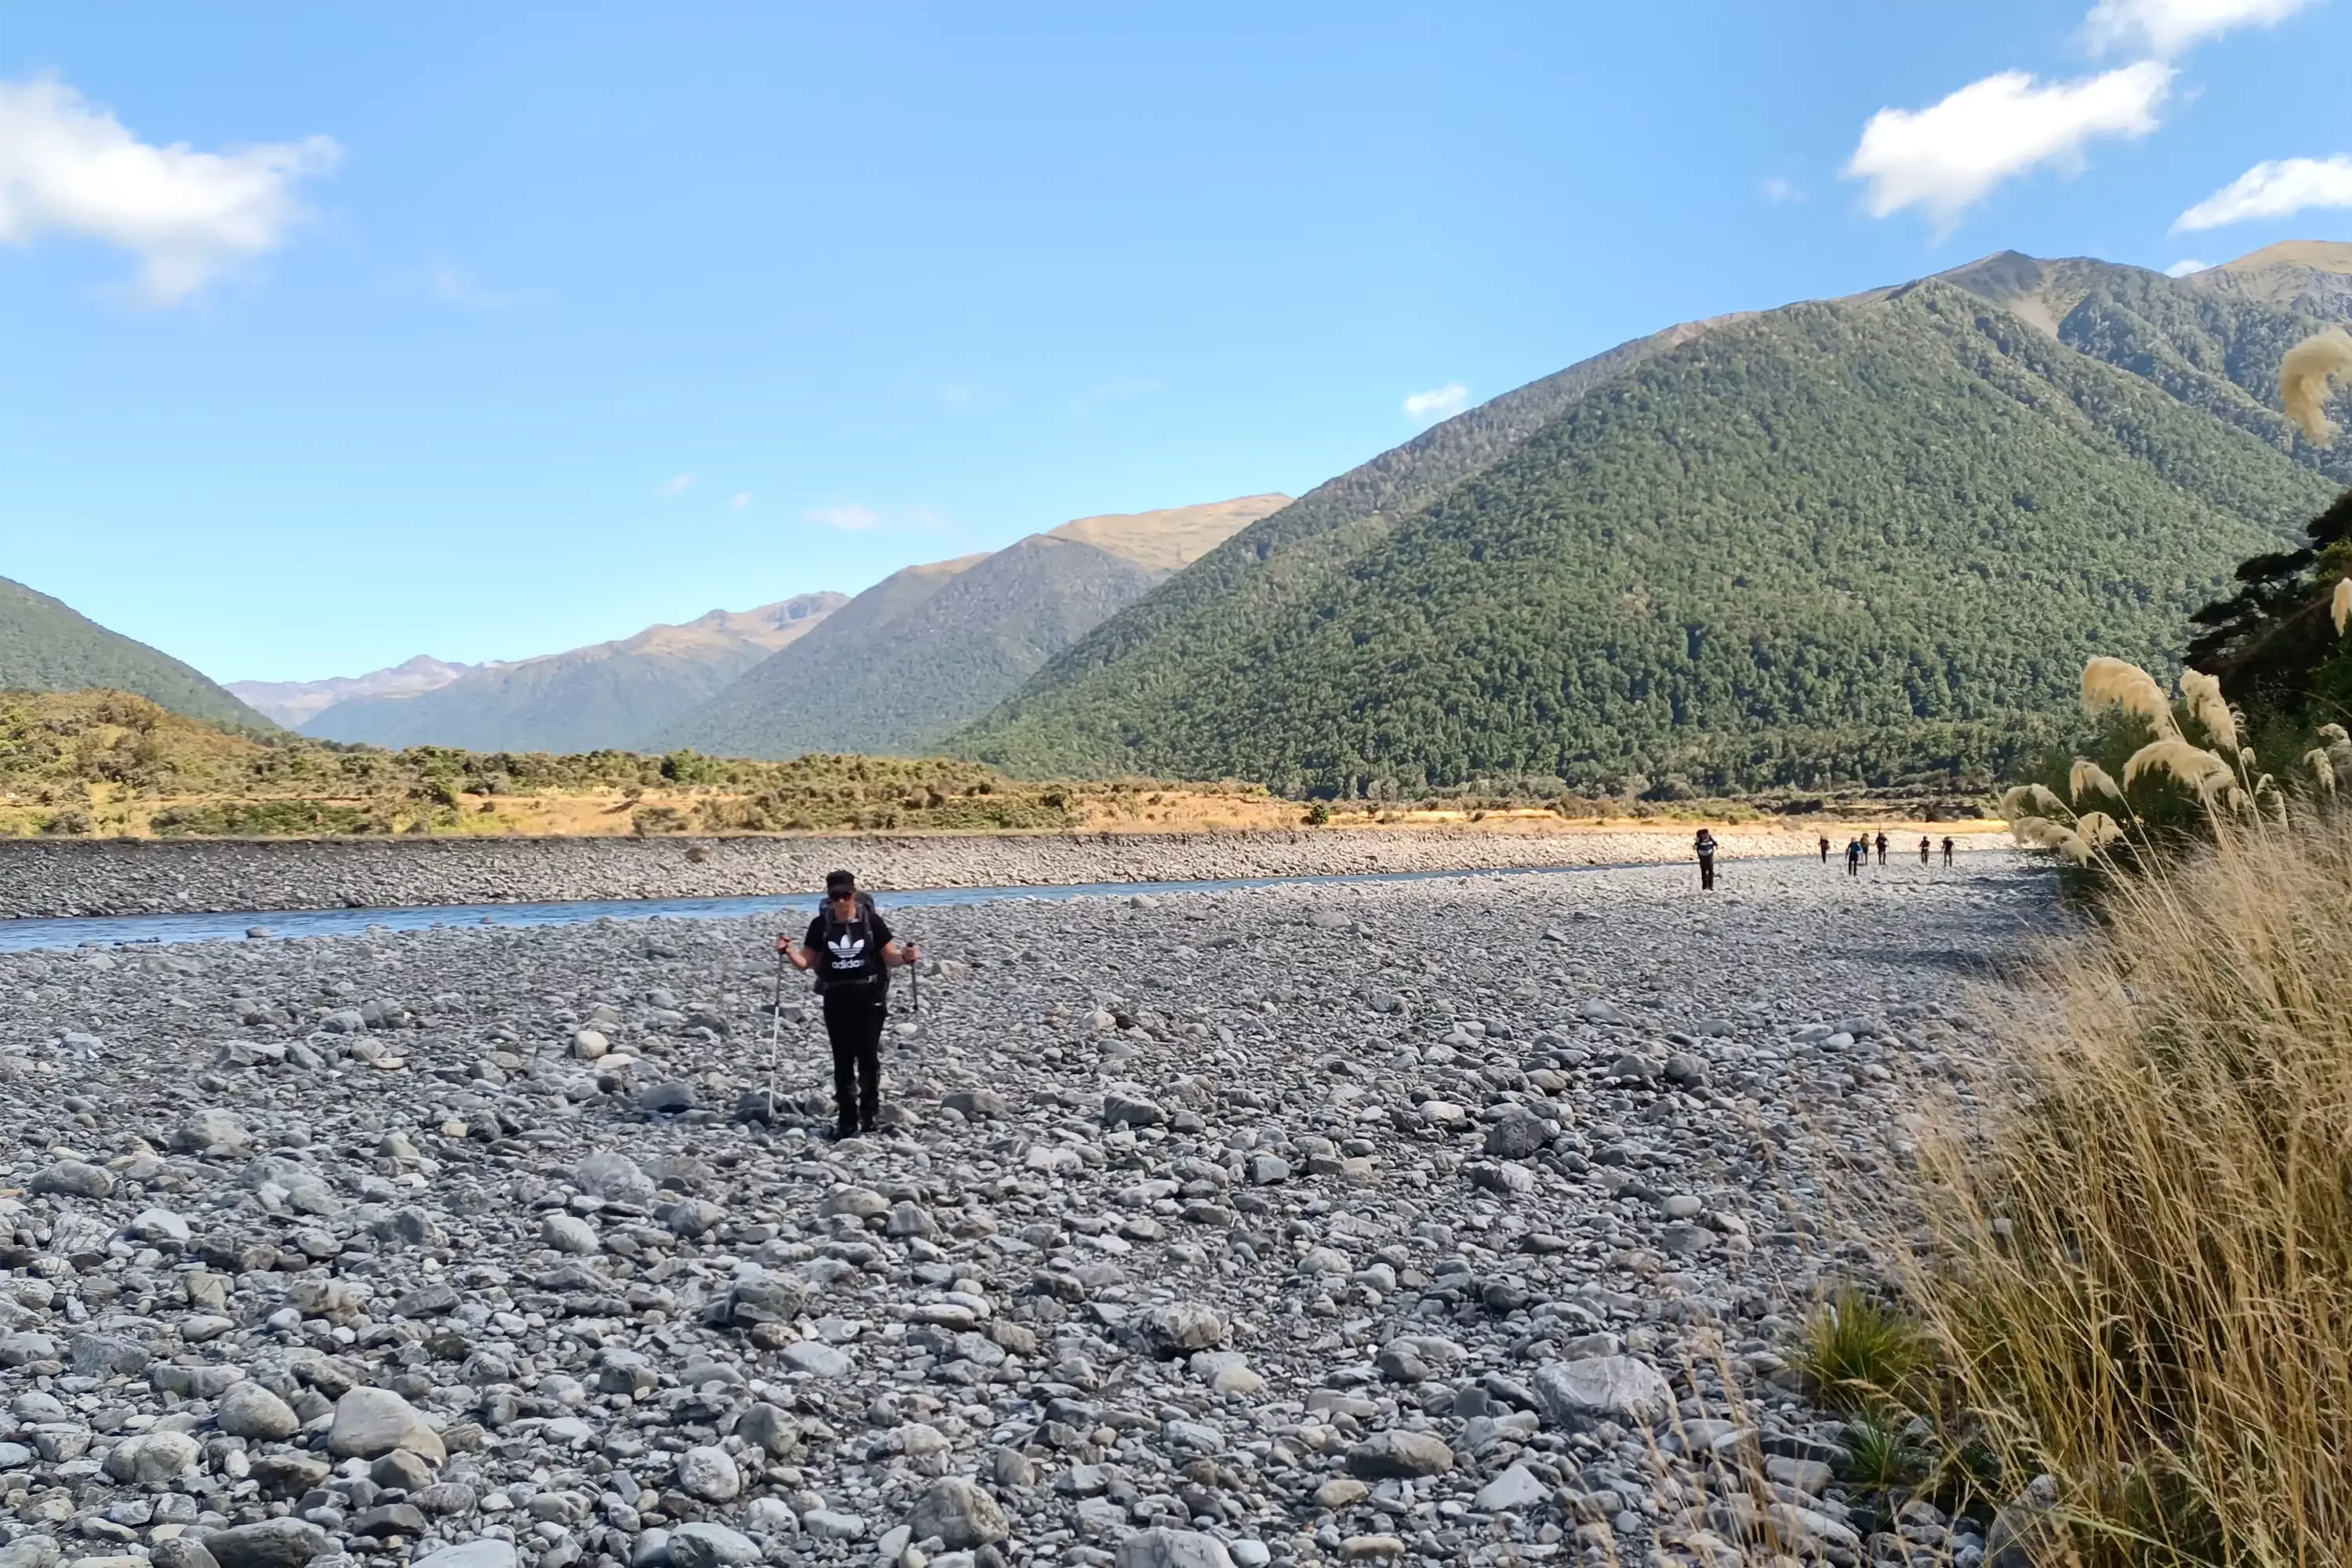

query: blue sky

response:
[4,1,2349,683]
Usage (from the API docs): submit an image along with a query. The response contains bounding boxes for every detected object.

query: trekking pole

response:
[766,946,786,1112]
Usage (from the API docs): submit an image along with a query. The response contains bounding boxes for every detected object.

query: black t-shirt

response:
[805,902,893,993]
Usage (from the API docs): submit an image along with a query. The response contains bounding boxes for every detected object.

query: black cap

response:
[826,869,857,897]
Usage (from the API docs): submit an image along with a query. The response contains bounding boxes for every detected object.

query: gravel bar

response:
[0,829,1950,921]
[0,853,2047,1568]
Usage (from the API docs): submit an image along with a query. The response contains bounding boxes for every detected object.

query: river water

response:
[0,859,1693,953]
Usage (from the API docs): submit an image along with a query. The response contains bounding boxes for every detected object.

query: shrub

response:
[630,805,691,836]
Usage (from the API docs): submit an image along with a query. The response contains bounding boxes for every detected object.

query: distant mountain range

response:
[956,241,2352,793]
[212,495,1283,758]
[1,575,274,733]
[13,241,2347,795]
[659,495,1290,759]
[285,594,848,753]
[230,655,487,728]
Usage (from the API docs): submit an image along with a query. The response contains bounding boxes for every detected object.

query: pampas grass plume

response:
[2281,326,2352,445]
[2179,667,2241,753]
[2068,758,2125,804]
[2009,815,2070,849]
[2307,748,2337,792]
[2082,656,2176,734]
[2335,576,2351,636]
[1998,783,2068,822]
[2075,810,2124,848]
[2125,736,2231,796]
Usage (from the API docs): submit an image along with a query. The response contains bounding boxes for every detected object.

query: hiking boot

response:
[833,1120,858,1142]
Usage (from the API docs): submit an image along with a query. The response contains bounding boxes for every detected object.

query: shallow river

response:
[0,858,1700,953]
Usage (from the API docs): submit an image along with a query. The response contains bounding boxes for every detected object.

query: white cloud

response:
[1403,383,1469,425]
[2173,154,2352,230]
[804,504,884,532]
[729,492,753,510]
[658,474,697,497]
[2083,0,2313,57]
[2165,257,2215,275]
[1844,63,2171,226]
[0,73,339,306]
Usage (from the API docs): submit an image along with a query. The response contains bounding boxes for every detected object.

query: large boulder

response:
[103,1431,200,1487]
[328,1386,445,1463]
[1531,1355,1674,1432]
[1345,1429,1454,1479]
[216,1382,299,1441]
[906,1476,1009,1549]
[202,1520,331,1568]
[1138,1301,1228,1356]
[411,1544,518,1568]
[1116,1531,1236,1568]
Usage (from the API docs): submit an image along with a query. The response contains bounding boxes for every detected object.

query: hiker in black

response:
[1693,829,1718,891]
[1918,835,1931,866]
[1818,834,1831,864]
[779,869,918,1139]
[1874,831,1889,866]
[1941,835,1955,868]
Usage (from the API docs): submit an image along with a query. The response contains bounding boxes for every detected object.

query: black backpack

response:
[813,891,884,994]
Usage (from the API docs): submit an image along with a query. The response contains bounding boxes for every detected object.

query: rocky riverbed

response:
[0,827,1994,920]
[0,853,2049,1568]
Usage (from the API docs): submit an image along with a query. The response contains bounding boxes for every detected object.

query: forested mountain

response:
[230,654,485,728]
[0,575,275,733]
[660,495,1287,758]
[301,593,845,753]
[959,249,2348,796]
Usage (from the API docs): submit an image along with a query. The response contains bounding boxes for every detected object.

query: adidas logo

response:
[828,933,866,965]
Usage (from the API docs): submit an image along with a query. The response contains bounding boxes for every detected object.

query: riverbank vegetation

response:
[0,688,1990,839]
[1858,801,2352,1563]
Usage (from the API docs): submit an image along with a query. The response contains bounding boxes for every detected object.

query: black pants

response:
[1698,857,1715,890]
[822,989,886,1128]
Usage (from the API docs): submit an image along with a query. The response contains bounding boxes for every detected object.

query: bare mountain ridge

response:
[658,495,1290,759]
[230,655,490,728]
[299,592,847,753]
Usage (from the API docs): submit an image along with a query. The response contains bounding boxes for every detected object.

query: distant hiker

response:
[1694,829,1718,891]
[1918,835,1931,865]
[1846,838,1864,878]
[1818,834,1831,864]
[1942,835,1955,868]
[779,869,918,1140]
[1874,832,1889,866]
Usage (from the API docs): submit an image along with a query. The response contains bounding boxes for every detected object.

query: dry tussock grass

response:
[1896,806,2352,1564]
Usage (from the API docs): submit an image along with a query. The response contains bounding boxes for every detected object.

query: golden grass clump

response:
[2280,326,2352,445]
[1895,805,2352,1563]
[2082,655,2178,734]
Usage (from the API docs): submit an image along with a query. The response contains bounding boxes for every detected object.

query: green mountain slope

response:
[959,281,2340,793]
[0,575,274,733]
[303,593,844,752]
[662,496,1289,759]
